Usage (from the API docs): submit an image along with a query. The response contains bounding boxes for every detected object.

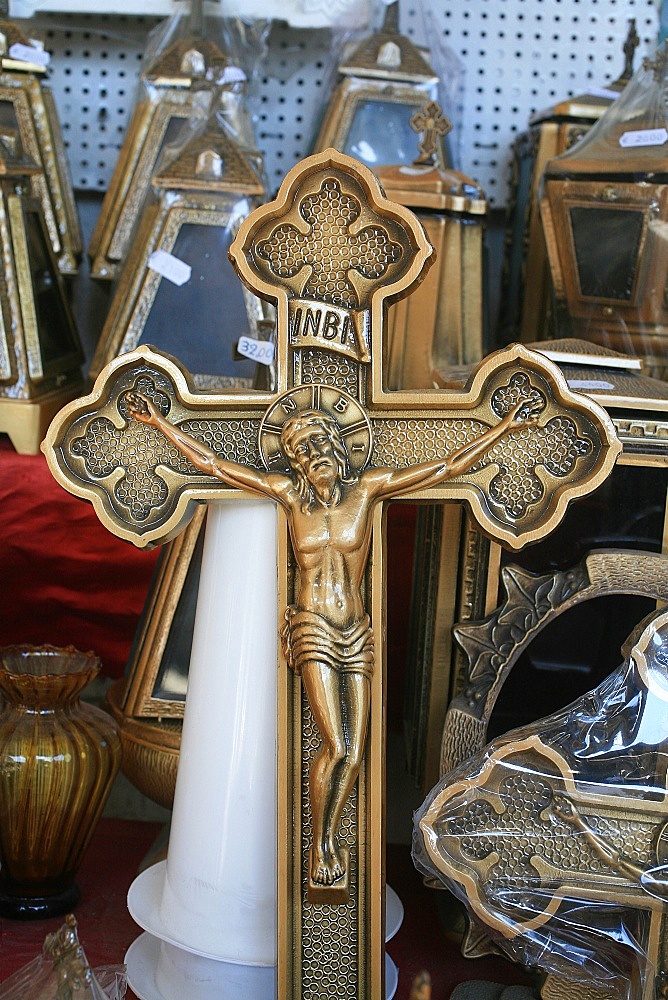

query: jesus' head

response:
[280,409,356,505]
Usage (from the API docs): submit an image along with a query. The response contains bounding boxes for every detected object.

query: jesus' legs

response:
[301,659,371,886]
[301,658,346,884]
[322,671,370,867]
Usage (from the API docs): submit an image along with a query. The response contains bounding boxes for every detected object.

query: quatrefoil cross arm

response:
[229,148,434,371]
[42,347,270,547]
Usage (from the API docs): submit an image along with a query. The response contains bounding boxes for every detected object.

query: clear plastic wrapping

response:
[0,915,127,1000]
[539,42,668,380]
[141,6,270,94]
[413,607,668,996]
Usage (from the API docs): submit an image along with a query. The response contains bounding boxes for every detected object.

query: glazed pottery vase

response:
[0,644,122,919]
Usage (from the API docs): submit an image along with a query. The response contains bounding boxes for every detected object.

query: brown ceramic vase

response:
[0,644,122,919]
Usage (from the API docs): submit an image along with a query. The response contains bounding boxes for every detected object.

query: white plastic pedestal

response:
[127,884,402,1000]
[125,498,403,1000]
[126,499,279,1000]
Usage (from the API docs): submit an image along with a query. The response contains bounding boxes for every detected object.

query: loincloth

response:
[280,606,375,680]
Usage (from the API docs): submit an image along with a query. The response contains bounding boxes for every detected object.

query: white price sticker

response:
[9,43,50,67]
[619,127,668,148]
[148,249,192,286]
[568,379,615,391]
[237,336,275,366]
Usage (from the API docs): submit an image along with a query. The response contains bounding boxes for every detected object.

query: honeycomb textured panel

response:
[30,1,660,205]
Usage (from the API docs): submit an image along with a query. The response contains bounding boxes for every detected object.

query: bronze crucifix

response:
[43,148,620,999]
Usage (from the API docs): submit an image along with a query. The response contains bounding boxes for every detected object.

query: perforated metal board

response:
[23,1,662,205]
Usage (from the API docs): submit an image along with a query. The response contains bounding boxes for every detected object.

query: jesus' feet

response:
[311,842,346,886]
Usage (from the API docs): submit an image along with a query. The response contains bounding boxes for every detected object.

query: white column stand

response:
[126,499,278,1000]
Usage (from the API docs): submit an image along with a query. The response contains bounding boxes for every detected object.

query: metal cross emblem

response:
[43,148,620,999]
[256,177,402,314]
[419,607,668,998]
[409,100,453,166]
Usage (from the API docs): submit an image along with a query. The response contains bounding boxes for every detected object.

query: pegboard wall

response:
[29,0,661,207]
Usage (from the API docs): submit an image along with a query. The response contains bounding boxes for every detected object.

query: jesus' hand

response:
[506,397,542,429]
[125,391,160,426]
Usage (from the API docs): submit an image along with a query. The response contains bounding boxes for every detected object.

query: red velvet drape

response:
[0,437,159,677]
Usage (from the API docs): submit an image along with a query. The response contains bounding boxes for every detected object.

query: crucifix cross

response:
[420,734,668,935]
[418,605,668,998]
[43,148,620,999]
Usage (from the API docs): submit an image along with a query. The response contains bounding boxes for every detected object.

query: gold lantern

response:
[87,22,228,281]
[539,43,668,378]
[500,20,640,345]
[314,0,451,173]
[0,132,83,455]
[0,18,82,275]
[88,92,273,389]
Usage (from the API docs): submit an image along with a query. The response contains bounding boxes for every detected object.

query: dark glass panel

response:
[506,463,665,574]
[488,592,656,740]
[137,222,257,381]
[151,520,206,702]
[344,99,423,166]
[24,210,78,366]
[0,100,19,137]
[570,206,644,300]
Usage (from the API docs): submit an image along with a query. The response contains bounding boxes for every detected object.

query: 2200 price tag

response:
[237,336,275,366]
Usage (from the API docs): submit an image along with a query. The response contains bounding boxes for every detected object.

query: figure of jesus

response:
[126,390,537,888]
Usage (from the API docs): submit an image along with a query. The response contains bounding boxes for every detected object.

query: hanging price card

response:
[237,336,275,365]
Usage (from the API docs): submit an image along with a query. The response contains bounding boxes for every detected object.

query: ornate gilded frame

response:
[441,548,668,774]
[405,349,668,793]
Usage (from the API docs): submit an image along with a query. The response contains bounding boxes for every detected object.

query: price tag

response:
[619,127,668,148]
[9,43,50,67]
[568,379,615,391]
[237,336,275,366]
[148,249,192,286]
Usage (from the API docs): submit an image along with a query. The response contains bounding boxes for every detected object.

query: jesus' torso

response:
[278,477,377,629]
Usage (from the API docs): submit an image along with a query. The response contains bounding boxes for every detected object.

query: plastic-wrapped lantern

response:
[0,132,83,455]
[314,2,451,174]
[539,43,668,380]
[500,19,642,345]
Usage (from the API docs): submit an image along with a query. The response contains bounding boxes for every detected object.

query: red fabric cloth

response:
[0,434,414,695]
[0,437,159,678]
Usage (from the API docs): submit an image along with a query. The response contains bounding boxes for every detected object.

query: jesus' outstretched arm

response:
[125,391,285,499]
[364,398,540,501]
